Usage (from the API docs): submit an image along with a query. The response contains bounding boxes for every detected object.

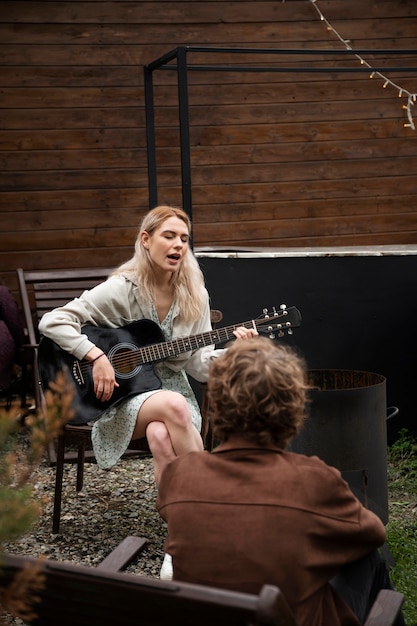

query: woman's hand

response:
[87,349,120,401]
[233,326,258,340]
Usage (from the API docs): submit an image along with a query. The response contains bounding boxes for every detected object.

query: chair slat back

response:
[17,267,113,343]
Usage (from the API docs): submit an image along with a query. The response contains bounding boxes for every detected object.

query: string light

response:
[309,0,417,130]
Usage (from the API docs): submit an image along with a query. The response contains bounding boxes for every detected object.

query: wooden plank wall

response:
[1,0,417,295]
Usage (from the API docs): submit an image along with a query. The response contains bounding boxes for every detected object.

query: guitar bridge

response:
[73,360,85,385]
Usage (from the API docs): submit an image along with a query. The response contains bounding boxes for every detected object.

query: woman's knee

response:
[146,421,175,459]
[146,420,169,446]
[163,391,192,428]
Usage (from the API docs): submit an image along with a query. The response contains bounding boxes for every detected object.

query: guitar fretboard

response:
[138,320,256,364]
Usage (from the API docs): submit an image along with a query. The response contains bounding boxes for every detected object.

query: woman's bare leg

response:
[131,390,203,481]
[145,421,175,484]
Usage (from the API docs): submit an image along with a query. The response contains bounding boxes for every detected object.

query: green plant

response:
[389,428,417,479]
[1,373,74,545]
[0,413,40,545]
[387,524,417,624]
[0,372,74,623]
[387,428,417,626]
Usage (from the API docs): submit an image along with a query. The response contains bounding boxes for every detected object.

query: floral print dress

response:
[91,304,202,469]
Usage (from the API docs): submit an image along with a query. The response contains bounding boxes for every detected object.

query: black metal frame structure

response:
[143,46,417,223]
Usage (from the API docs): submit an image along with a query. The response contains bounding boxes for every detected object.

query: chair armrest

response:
[22,342,39,350]
[364,589,404,626]
[96,536,147,572]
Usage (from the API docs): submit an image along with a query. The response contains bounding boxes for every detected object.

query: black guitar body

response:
[38,319,165,425]
[38,305,302,426]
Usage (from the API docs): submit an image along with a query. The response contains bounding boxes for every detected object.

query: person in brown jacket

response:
[157,336,404,626]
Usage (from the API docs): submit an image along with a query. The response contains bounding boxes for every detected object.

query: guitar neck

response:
[139,320,256,364]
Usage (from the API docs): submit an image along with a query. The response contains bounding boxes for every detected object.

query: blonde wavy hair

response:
[207,336,309,448]
[112,205,206,323]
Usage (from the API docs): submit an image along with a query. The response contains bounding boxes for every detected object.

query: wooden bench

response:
[16,267,221,533]
[0,551,296,626]
[0,540,404,626]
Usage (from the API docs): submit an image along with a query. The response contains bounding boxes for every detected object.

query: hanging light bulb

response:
[308,0,416,130]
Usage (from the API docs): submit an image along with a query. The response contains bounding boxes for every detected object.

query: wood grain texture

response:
[1,0,417,296]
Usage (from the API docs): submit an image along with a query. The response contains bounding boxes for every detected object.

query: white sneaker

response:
[160,553,173,580]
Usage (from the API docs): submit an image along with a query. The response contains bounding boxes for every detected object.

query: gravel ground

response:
[2,452,167,576]
[1,437,168,625]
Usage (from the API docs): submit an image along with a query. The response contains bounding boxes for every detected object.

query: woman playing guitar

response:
[39,206,256,487]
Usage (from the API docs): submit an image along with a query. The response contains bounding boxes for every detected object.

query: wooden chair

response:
[17,268,152,533]
[17,267,112,416]
[16,267,221,532]
[0,544,404,626]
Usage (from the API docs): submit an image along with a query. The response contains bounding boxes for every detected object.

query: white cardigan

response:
[38,274,219,383]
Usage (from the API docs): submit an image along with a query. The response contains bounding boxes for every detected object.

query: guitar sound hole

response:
[108,342,143,380]
[116,348,138,374]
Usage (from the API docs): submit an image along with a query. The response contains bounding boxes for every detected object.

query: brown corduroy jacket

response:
[157,436,386,626]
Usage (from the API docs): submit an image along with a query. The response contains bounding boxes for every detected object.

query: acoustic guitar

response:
[38,305,301,425]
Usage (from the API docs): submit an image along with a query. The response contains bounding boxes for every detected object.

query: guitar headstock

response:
[255,305,302,339]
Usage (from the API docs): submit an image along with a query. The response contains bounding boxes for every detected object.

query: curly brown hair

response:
[207,336,309,448]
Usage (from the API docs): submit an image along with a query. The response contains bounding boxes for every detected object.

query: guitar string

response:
[75,319,271,375]
[76,323,248,375]
[75,312,295,376]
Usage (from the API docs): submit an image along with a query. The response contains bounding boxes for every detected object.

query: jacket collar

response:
[212,434,283,455]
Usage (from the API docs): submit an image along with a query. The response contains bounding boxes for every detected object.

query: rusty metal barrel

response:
[288,369,389,524]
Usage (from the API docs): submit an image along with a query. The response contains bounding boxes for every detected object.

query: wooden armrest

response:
[22,342,39,350]
[364,589,404,626]
[96,536,147,572]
